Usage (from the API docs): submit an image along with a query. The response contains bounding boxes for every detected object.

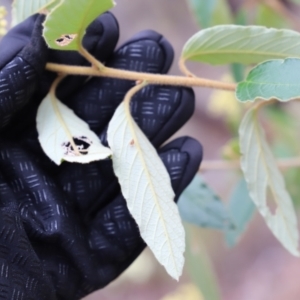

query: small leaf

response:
[43,0,115,50]
[181,25,300,65]
[11,0,57,26]
[107,99,185,280]
[178,175,230,230]
[236,58,300,102]
[225,178,256,247]
[239,108,299,256]
[37,93,112,165]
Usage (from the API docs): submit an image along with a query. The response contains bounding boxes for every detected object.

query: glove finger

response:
[85,137,203,289]
[0,15,47,131]
[0,15,40,69]
[61,29,175,135]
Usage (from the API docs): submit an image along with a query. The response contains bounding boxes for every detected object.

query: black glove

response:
[0,13,202,300]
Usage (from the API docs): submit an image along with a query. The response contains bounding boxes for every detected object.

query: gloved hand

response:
[0,12,202,300]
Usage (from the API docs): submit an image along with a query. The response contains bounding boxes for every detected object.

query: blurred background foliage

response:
[3,0,300,299]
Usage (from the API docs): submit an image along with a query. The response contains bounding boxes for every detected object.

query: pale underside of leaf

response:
[43,0,115,50]
[37,93,112,165]
[182,25,300,65]
[239,108,299,256]
[236,58,300,102]
[107,102,185,280]
[11,0,56,26]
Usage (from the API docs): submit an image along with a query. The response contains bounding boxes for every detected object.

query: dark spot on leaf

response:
[62,136,92,156]
[55,34,77,47]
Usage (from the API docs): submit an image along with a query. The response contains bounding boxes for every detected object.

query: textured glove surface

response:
[0,13,202,300]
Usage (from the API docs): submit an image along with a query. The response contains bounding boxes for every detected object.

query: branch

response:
[200,157,300,171]
[46,63,237,91]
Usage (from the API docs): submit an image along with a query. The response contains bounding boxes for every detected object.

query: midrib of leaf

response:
[77,0,94,47]
[40,0,61,12]
[124,101,179,275]
[50,77,81,156]
[251,110,294,241]
[184,49,300,62]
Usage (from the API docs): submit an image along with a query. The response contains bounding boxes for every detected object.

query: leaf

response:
[11,0,58,26]
[225,178,256,247]
[185,224,221,300]
[178,175,230,230]
[230,63,245,83]
[107,97,185,280]
[239,108,299,256]
[187,0,232,29]
[43,0,115,50]
[236,58,300,102]
[255,4,291,29]
[37,92,112,165]
[181,25,300,65]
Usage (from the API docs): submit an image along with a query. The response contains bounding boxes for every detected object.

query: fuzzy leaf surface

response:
[237,58,300,102]
[182,25,300,65]
[43,0,115,50]
[37,93,112,165]
[178,175,230,230]
[239,108,299,256]
[107,101,185,280]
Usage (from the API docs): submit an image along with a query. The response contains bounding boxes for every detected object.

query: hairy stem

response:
[46,63,237,91]
[200,157,300,171]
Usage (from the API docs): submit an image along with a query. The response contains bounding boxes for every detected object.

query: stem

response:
[46,63,236,91]
[79,45,106,70]
[124,81,148,106]
[200,157,300,171]
[178,58,197,78]
[50,75,81,156]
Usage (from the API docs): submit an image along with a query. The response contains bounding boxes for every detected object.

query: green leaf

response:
[187,0,217,28]
[178,175,230,230]
[11,0,56,26]
[181,25,300,65]
[187,0,232,29]
[107,97,185,280]
[239,108,299,256]
[36,90,112,165]
[255,4,290,29]
[43,0,115,50]
[225,178,256,247]
[230,63,245,82]
[185,224,221,300]
[236,58,300,102]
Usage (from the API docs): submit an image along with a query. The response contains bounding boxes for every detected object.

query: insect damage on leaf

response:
[55,34,77,47]
[62,136,92,156]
